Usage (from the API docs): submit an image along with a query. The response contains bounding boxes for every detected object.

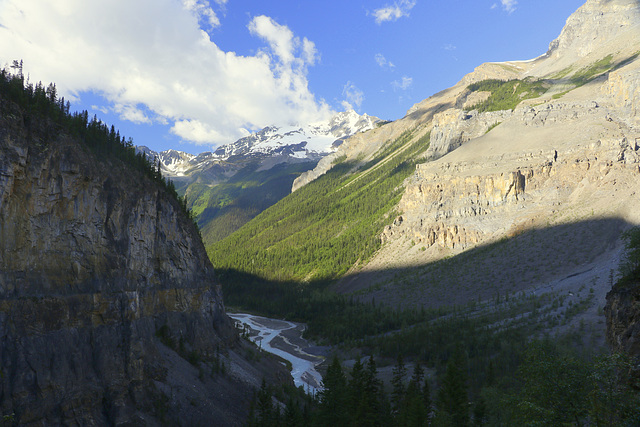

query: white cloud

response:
[113,103,152,124]
[249,16,296,65]
[500,0,517,13]
[392,76,413,90]
[91,105,109,115]
[443,44,457,51]
[181,0,222,28]
[375,53,395,69]
[341,81,364,111]
[373,0,416,24]
[171,119,228,143]
[0,0,332,146]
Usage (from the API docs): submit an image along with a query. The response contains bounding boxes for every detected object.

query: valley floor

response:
[228,313,329,394]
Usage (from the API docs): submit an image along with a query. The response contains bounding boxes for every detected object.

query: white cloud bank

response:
[372,0,416,24]
[0,0,332,146]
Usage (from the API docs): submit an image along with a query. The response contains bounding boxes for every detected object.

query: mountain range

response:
[136,110,380,244]
[137,109,379,180]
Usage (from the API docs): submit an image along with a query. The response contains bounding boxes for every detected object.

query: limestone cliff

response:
[0,98,288,425]
[326,0,640,322]
[375,0,640,260]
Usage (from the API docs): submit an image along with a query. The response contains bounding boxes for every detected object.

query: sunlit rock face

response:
[547,0,640,60]
[0,99,286,425]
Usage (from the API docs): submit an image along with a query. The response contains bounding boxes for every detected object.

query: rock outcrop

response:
[384,97,640,253]
[426,108,513,159]
[605,278,640,366]
[0,99,288,425]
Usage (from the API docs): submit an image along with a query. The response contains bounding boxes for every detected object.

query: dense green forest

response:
[0,62,193,221]
[208,129,430,282]
[247,342,639,426]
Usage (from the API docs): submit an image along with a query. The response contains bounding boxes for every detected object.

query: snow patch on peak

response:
[136,110,380,178]
[212,111,381,161]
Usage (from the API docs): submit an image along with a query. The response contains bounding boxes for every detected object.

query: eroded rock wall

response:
[384,95,640,254]
[606,279,640,365]
[0,100,279,425]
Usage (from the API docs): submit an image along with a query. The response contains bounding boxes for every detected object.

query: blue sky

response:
[0,0,585,154]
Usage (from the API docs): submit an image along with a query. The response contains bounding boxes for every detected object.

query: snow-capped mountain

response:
[137,110,380,178]
[135,147,198,177]
[212,110,380,160]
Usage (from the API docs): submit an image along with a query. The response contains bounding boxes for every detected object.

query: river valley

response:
[227,313,328,394]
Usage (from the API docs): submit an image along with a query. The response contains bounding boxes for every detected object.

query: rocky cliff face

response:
[374,0,640,265]
[384,100,640,254]
[0,99,287,425]
[605,278,640,366]
[547,0,639,60]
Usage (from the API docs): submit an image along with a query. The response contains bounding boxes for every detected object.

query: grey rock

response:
[0,99,290,425]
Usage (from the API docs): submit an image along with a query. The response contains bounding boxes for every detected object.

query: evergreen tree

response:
[284,397,303,427]
[422,377,432,419]
[257,378,274,426]
[317,356,348,426]
[411,362,424,385]
[403,380,429,427]
[516,342,589,425]
[391,354,407,414]
[435,348,469,426]
[472,396,487,427]
[349,358,366,415]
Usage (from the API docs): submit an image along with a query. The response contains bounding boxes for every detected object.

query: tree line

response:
[0,61,195,224]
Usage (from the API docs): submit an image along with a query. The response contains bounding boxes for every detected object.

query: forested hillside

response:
[208,129,430,281]
[194,161,317,245]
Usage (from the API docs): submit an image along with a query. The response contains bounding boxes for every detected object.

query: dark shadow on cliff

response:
[336,217,629,310]
[219,216,630,329]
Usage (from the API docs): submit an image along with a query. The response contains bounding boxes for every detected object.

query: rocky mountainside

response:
[307,0,638,284]
[0,95,289,425]
[606,277,640,363]
[296,0,640,190]
[252,0,640,346]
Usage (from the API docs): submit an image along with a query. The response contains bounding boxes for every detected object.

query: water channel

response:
[228,313,327,395]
